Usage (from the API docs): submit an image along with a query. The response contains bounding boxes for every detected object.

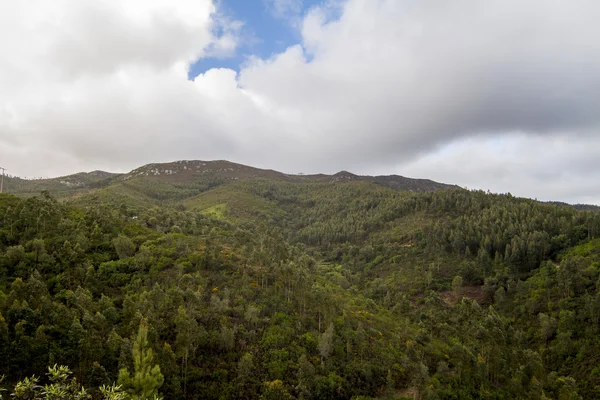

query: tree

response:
[494,286,505,305]
[118,320,164,400]
[412,362,430,400]
[260,380,293,400]
[318,323,335,366]
[29,238,46,267]
[538,313,556,343]
[452,275,463,296]
[296,354,315,399]
[113,236,136,260]
[174,306,199,398]
[385,369,395,399]
[236,352,256,395]
[556,376,583,400]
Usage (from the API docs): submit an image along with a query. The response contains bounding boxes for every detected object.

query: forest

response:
[1,177,600,399]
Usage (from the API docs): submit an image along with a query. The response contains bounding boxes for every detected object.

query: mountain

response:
[122,160,291,183]
[2,160,459,210]
[117,159,460,196]
[301,169,459,192]
[119,160,458,191]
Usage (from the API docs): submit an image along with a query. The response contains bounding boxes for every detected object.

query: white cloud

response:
[0,0,242,174]
[1,0,600,204]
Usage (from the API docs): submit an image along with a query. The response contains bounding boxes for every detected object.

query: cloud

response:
[1,0,600,203]
[0,0,242,174]
[399,134,600,205]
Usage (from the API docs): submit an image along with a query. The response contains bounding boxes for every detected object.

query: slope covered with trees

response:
[0,167,599,399]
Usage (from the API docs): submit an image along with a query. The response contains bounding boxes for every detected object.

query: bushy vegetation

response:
[0,180,599,399]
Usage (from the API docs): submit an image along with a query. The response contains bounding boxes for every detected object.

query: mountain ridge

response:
[3,159,459,196]
[4,159,599,210]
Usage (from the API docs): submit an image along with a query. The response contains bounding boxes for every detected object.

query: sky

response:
[1,0,600,204]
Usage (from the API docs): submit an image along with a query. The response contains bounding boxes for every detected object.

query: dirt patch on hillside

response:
[440,285,486,306]
[396,387,416,399]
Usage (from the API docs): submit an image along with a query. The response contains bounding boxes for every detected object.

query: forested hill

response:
[0,165,600,398]
[1,171,118,199]
[545,201,600,211]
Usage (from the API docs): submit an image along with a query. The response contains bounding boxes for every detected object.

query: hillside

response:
[0,162,599,399]
[545,201,600,211]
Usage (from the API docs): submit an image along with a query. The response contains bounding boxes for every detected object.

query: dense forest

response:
[1,173,600,399]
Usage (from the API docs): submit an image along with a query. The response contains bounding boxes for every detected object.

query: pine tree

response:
[118,320,164,400]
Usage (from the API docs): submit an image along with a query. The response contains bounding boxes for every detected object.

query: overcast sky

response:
[1,0,600,204]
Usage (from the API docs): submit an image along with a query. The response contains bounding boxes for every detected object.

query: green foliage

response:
[99,385,128,400]
[113,235,136,259]
[259,380,294,400]
[200,204,227,220]
[451,275,463,295]
[0,183,598,399]
[7,366,94,400]
[318,323,335,364]
[118,321,164,400]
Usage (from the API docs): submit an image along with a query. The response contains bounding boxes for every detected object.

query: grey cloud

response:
[400,134,600,205]
[1,0,600,204]
[237,0,600,171]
